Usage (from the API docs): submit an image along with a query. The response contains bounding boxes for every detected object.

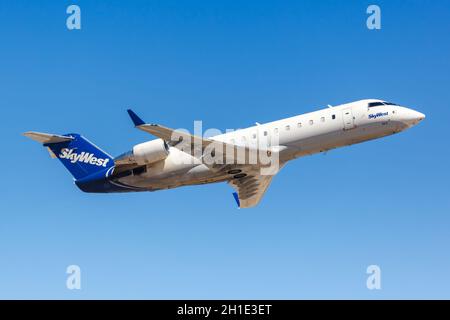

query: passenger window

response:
[332,114,336,120]
[309,120,314,125]
[320,117,325,122]
[297,122,302,128]
[285,125,290,131]
[252,133,256,139]
[263,131,268,136]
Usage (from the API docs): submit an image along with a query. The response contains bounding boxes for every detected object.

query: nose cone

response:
[415,111,426,121]
[402,109,425,126]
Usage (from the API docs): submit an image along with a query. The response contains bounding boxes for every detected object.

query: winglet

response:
[127,109,145,127]
[232,192,241,208]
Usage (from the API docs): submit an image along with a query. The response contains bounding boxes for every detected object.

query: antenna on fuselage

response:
[327,104,333,108]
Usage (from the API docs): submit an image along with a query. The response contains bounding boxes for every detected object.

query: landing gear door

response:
[342,107,355,130]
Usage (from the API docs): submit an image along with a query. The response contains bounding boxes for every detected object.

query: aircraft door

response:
[342,107,355,130]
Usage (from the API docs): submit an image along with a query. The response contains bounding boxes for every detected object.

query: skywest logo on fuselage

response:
[59,148,110,167]
[368,112,389,119]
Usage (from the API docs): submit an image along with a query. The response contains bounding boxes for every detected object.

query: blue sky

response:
[0,0,449,299]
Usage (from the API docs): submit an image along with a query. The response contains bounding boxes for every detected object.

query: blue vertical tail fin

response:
[24,132,114,180]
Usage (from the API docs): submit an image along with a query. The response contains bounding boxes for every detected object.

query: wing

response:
[126,109,285,208]
[126,109,268,170]
[127,109,216,148]
[228,163,284,208]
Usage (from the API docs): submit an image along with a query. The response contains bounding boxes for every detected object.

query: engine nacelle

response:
[132,139,169,165]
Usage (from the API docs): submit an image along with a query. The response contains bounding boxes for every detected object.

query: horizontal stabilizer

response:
[23,131,74,144]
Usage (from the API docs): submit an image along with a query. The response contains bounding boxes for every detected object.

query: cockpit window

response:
[368,101,399,108]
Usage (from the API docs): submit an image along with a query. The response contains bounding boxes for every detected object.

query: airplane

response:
[24,99,425,208]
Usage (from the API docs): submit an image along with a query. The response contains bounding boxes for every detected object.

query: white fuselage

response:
[116,99,425,190]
